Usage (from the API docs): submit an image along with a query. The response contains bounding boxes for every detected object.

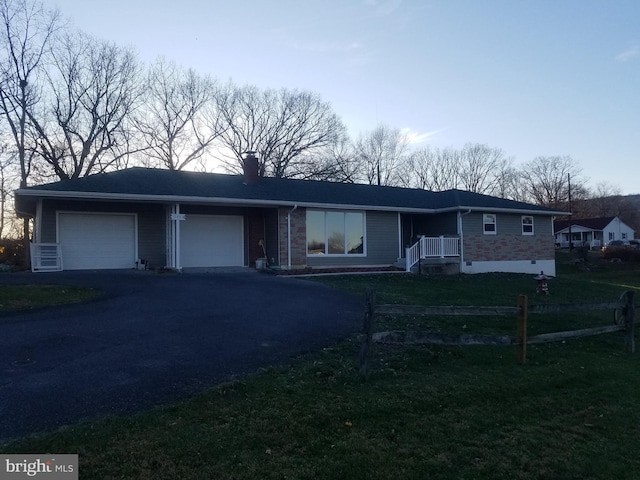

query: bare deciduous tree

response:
[409,146,460,191]
[287,133,361,182]
[0,0,60,185]
[356,124,410,187]
[0,0,60,261]
[492,160,526,201]
[215,84,345,178]
[458,143,508,195]
[520,155,587,208]
[0,139,15,237]
[134,57,221,170]
[32,30,142,179]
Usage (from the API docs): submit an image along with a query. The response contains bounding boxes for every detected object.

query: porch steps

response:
[398,257,461,275]
[403,236,461,274]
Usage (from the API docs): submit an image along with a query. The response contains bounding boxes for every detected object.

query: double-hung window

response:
[483,214,497,235]
[307,210,365,255]
[522,216,534,235]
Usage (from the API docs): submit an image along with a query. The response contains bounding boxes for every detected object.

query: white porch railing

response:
[405,236,460,272]
[30,243,63,272]
[555,239,602,250]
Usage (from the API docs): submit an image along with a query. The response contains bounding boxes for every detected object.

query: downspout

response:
[262,211,268,266]
[287,204,298,270]
[397,212,402,260]
[458,209,472,273]
[173,203,181,271]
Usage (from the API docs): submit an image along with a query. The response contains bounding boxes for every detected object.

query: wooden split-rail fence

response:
[359,290,637,376]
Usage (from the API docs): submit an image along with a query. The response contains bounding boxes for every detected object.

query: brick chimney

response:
[243,151,259,184]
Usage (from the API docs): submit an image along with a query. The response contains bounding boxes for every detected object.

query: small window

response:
[609,232,615,241]
[522,216,534,235]
[622,232,628,240]
[483,214,496,235]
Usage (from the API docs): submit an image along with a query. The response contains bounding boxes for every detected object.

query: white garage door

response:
[180,215,244,268]
[58,213,137,270]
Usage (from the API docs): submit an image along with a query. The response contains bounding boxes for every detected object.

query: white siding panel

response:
[180,215,244,267]
[58,213,136,270]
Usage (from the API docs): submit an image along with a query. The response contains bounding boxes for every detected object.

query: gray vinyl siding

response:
[307,211,399,267]
[532,216,553,235]
[463,212,553,236]
[40,201,58,243]
[136,205,166,268]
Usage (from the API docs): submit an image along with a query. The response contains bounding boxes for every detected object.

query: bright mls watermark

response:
[1,455,77,479]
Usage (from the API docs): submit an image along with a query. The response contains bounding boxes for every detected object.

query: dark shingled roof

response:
[17,167,566,215]
[553,217,617,232]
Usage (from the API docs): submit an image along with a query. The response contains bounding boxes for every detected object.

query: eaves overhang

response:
[15,188,570,217]
[449,205,570,216]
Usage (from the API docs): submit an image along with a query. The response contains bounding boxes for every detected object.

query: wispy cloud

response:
[363,0,403,17]
[288,39,377,68]
[615,42,640,62]
[401,127,441,145]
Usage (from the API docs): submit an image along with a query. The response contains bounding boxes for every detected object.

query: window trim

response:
[483,213,497,235]
[522,215,534,236]
[306,210,367,257]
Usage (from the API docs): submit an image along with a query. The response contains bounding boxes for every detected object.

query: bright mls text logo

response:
[1,455,78,480]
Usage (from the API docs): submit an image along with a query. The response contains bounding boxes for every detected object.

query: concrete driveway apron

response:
[0,270,362,443]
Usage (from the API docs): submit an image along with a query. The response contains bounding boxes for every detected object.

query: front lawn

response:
[2,259,639,479]
[0,285,100,313]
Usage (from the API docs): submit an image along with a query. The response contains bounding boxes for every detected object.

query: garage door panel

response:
[180,215,244,268]
[58,213,136,270]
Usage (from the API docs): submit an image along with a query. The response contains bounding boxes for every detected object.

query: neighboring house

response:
[15,157,568,275]
[553,216,635,249]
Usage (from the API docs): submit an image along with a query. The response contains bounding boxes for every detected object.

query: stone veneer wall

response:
[278,206,307,269]
[463,233,555,262]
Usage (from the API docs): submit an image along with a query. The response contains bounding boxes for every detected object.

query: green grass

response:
[0,285,101,312]
[2,253,640,479]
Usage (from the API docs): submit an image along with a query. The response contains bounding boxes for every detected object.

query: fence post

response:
[440,235,445,258]
[516,294,528,365]
[359,289,376,377]
[623,290,636,354]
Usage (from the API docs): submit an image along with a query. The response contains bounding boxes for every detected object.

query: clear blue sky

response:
[47,0,640,194]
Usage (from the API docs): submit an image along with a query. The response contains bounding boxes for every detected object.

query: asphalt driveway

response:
[0,270,362,443]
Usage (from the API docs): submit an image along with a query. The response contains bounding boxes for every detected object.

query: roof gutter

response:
[14,189,569,217]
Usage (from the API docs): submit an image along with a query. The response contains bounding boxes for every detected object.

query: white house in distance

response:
[554,216,635,249]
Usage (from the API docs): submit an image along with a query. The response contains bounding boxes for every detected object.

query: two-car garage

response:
[57,212,244,270]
